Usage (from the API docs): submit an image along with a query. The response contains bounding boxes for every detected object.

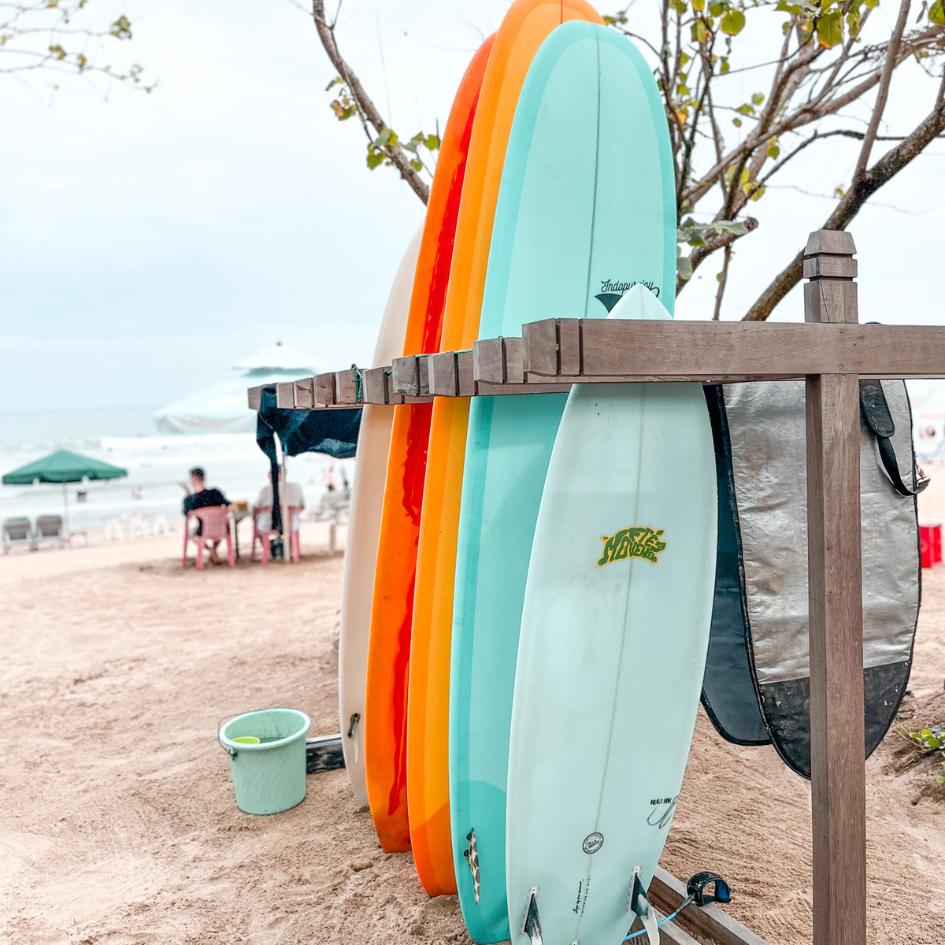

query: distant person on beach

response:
[182,467,230,545]
[254,470,304,533]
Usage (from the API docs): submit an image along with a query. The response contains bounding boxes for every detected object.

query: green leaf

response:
[330,100,356,121]
[366,149,385,170]
[816,10,843,47]
[714,220,749,236]
[931,0,945,24]
[751,92,765,106]
[423,133,441,151]
[720,8,746,34]
[110,15,133,40]
[766,138,781,159]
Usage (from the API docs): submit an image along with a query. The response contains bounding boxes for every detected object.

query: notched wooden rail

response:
[521,320,945,383]
[427,350,475,396]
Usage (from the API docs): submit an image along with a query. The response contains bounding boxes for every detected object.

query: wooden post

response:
[803,230,866,945]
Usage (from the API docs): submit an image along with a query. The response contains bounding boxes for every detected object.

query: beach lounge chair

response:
[2,517,34,553]
[251,506,302,564]
[182,507,235,569]
[34,515,66,549]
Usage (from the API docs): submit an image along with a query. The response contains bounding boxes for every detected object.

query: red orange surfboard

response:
[364,36,494,859]
[407,0,602,902]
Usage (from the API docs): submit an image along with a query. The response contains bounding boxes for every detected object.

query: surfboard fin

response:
[628,868,659,945]
[522,887,543,945]
[463,830,481,904]
[346,713,360,764]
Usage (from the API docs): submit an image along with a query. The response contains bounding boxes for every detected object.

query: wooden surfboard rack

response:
[248,229,945,945]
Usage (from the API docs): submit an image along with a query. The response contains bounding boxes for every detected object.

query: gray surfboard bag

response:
[702,379,922,779]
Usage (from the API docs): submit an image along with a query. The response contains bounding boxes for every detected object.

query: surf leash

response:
[623,897,693,941]
[351,364,363,404]
[623,871,731,942]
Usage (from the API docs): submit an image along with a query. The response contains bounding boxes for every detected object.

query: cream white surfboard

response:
[340,228,421,808]
[506,286,717,944]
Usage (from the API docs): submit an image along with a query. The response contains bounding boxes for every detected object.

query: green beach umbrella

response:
[2,449,128,537]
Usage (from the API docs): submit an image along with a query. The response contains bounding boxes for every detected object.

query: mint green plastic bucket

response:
[218,708,310,815]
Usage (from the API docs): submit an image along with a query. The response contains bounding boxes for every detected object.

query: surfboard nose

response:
[605,283,671,321]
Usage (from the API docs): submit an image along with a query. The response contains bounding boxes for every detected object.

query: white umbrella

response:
[153,342,327,435]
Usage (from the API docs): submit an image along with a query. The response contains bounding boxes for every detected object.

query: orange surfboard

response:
[364,37,495,856]
[407,0,603,892]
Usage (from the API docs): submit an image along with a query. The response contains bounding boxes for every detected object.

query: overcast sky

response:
[2,0,942,418]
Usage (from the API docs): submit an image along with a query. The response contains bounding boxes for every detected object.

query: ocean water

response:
[0,405,351,534]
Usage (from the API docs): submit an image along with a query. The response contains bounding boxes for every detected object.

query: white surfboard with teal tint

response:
[449,23,676,943]
[505,286,717,945]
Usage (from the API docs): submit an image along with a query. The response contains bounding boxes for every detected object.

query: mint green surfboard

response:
[449,23,676,943]
[506,287,717,945]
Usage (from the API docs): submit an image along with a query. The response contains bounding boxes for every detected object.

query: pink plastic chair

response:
[251,506,301,564]
[182,507,235,569]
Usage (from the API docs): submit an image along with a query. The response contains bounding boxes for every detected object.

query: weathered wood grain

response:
[333,369,359,406]
[314,372,336,407]
[293,378,315,409]
[475,382,572,396]
[473,337,527,385]
[361,367,389,404]
[473,338,505,384]
[427,350,476,397]
[391,355,420,397]
[520,320,945,380]
[276,382,296,410]
[804,229,866,945]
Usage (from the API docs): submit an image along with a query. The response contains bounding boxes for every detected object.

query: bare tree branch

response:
[854,0,911,177]
[312,0,429,204]
[713,244,734,321]
[744,87,945,321]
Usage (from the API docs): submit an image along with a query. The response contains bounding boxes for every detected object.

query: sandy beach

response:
[2,485,944,945]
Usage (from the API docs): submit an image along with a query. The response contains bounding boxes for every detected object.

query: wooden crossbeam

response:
[419,340,569,397]
[251,320,945,407]
[519,319,945,383]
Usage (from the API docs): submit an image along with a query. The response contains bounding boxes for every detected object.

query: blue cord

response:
[623,896,694,941]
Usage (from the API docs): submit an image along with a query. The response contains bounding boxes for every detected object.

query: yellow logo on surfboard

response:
[597,526,666,566]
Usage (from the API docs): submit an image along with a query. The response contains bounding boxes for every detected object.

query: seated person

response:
[183,466,230,547]
[254,470,304,533]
